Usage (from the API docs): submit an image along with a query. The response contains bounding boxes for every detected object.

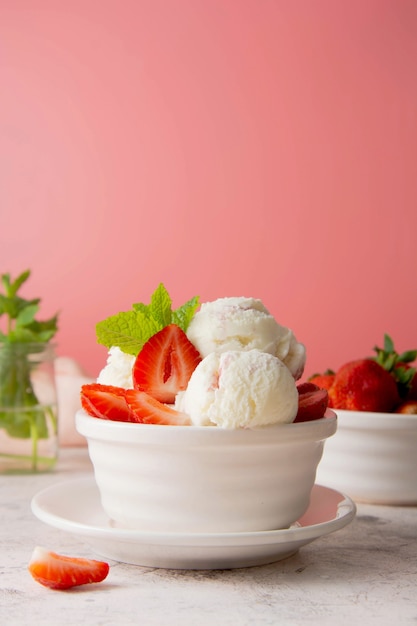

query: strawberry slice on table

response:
[80,383,138,422]
[28,547,109,590]
[294,382,329,423]
[132,324,202,403]
[126,389,192,425]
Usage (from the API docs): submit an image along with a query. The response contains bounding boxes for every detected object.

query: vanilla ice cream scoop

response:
[186,297,306,379]
[97,347,135,388]
[175,349,299,429]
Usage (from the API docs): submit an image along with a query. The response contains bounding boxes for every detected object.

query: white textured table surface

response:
[1,448,416,626]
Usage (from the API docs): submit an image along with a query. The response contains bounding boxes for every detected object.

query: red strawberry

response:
[132,324,201,403]
[308,370,335,392]
[294,382,329,422]
[80,383,138,422]
[395,400,417,414]
[328,359,400,412]
[28,546,109,590]
[126,389,191,425]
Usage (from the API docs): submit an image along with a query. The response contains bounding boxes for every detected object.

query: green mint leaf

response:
[16,302,39,326]
[6,328,39,342]
[23,314,59,337]
[149,283,172,327]
[0,270,58,465]
[96,310,162,355]
[1,273,11,296]
[97,283,199,354]
[9,269,31,297]
[172,296,200,331]
[1,269,31,300]
[0,294,39,320]
[4,315,59,344]
[132,283,173,328]
[0,294,7,318]
[18,297,42,320]
[132,302,152,318]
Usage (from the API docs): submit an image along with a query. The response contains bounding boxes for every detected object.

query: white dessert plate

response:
[31,477,356,570]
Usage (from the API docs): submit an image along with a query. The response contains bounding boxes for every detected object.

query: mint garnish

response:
[96,283,199,355]
[0,270,59,471]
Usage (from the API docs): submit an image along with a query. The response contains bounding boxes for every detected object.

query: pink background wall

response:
[1,0,416,379]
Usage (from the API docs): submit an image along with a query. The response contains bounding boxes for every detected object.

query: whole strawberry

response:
[308,370,336,392]
[328,359,400,412]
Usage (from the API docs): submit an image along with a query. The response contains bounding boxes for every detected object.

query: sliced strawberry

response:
[28,546,109,590]
[294,382,329,422]
[132,324,201,403]
[126,389,192,425]
[80,383,139,422]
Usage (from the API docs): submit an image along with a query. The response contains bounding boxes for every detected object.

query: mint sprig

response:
[96,283,199,355]
[0,270,58,343]
[0,270,59,471]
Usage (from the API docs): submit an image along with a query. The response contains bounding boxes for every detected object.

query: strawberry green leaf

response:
[397,350,417,364]
[373,333,417,398]
[383,334,394,353]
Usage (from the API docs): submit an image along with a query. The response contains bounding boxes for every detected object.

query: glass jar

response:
[0,342,58,473]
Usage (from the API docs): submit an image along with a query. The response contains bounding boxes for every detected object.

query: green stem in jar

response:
[0,270,59,471]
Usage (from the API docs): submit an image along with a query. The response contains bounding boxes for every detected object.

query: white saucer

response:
[31,477,356,570]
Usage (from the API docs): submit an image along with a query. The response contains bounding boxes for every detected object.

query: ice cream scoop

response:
[185,297,305,379]
[97,347,135,389]
[175,349,299,428]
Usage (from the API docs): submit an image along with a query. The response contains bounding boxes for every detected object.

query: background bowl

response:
[75,409,337,533]
[316,409,417,505]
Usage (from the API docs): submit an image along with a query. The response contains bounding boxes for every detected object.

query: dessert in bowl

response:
[76,285,337,533]
[312,336,417,504]
[76,408,336,533]
[316,409,417,505]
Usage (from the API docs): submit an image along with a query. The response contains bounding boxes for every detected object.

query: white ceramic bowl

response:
[76,409,337,533]
[316,410,417,505]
